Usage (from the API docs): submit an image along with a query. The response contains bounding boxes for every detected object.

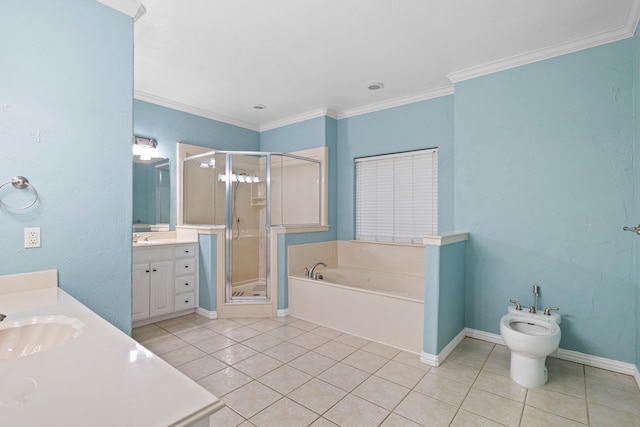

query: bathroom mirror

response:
[133,157,171,232]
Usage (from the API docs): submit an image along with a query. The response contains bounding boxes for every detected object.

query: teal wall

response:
[336,96,455,240]
[260,117,339,310]
[454,40,636,363]
[198,234,218,311]
[634,30,640,372]
[0,0,134,332]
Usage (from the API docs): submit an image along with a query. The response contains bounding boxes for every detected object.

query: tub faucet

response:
[530,285,540,314]
[308,262,327,280]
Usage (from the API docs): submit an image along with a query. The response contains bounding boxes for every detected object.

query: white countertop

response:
[133,238,198,248]
[0,275,224,427]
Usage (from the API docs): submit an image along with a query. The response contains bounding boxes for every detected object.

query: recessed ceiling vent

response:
[368,82,384,90]
[252,104,267,110]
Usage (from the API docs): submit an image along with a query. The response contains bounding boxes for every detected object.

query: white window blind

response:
[355,148,438,244]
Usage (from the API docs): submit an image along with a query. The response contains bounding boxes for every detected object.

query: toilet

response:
[500,306,561,388]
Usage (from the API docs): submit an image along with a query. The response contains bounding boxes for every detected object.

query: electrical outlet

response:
[24,227,41,248]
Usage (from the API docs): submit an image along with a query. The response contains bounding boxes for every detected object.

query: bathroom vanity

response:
[0,270,223,427]
[132,239,199,327]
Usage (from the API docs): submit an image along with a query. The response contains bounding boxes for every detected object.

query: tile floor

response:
[132,314,640,426]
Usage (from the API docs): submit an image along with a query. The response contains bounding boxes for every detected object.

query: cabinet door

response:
[149,260,174,317]
[132,263,150,322]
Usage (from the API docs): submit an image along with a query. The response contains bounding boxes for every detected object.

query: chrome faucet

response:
[0,313,6,322]
[308,262,327,280]
[530,285,540,314]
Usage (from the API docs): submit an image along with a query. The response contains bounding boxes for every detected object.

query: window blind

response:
[355,148,438,244]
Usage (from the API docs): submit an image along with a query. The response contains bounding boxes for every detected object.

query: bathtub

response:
[288,267,424,353]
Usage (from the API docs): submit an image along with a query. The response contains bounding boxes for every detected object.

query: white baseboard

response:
[421,329,466,367]
[277,308,289,317]
[195,307,217,319]
[464,327,639,388]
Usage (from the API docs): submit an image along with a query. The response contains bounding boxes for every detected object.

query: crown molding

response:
[259,108,339,132]
[337,86,454,120]
[96,0,146,20]
[134,90,260,131]
[448,0,640,83]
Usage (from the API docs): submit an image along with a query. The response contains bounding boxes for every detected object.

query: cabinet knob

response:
[185,265,188,269]
[184,300,189,304]
[152,269,157,272]
[185,250,189,253]
[145,270,150,273]
[185,283,189,286]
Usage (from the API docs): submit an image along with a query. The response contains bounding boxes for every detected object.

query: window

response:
[355,148,438,244]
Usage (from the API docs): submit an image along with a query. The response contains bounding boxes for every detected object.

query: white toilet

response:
[500,305,561,388]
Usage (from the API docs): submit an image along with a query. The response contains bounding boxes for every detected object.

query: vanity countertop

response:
[0,272,224,427]
[133,238,198,248]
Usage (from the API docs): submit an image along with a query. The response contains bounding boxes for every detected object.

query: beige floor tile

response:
[586,378,640,415]
[317,362,370,392]
[288,378,347,414]
[174,326,219,344]
[212,343,259,365]
[352,375,410,410]
[324,394,389,427]
[521,405,586,427]
[248,318,284,332]
[392,350,432,372]
[414,372,470,406]
[288,331,330,350]
[223,326,263,342]
[393,390,458,426]
[289,318,320,331]
[233,353,283,378]
[481,348,511,378]
[473,369,527,403]
[197,366,252,397]
[526,386,587,424]
[263,341,308,363]
[309,325,343,340]
[333,333,370,348]
[379,413,422,427]
[288,351,337,376]
[175,355,227,381]
[236,422,254,427]
[193,334,237,354]
[461,388,524,427]
[450,409,506,427]
[158,319,201,334]
[207,406,245,427]
[585,366,639,391]
[258,364,312,395]
[266,324,306,340]
[233,318,260,326]
[456,337,495,355]
[542,369,586,399]
[546,356,585,378]
[160,344,207,367]
[242,333,283,352]
[588,401,640,427]
[143,335,189,355]
[341,348,388,374]
[446,345,491,368]
[309,417,339,426]
[250,397,318,427]
[361,341,401,359]
[203,319,243,334]
[223,381,282,419]
[431,358,481,385]
[132,324,171,343]
[375,359,427,388]
[314,340,358,361]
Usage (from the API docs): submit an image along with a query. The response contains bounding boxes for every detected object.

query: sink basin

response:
[0,315,84,359]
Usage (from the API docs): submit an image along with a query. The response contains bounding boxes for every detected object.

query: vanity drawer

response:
[175,259,196,275]
[133,247,173,263]
[175,245,197,258]
[174,292,196,310]
[175,275,196,293]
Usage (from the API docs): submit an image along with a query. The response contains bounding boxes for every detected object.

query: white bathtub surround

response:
[0,270,224,427]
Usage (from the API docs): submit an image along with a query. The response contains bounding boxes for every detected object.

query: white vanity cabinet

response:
[132,243,199,326]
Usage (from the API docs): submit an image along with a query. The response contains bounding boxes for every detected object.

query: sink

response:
[0,315,84,359]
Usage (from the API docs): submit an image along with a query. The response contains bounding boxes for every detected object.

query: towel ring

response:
[0,176,39,210]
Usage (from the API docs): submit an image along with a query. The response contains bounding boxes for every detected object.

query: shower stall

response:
[182,150,321,304]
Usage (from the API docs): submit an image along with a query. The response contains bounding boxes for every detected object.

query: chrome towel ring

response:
[0,176,39,210]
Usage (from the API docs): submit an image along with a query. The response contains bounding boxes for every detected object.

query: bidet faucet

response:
[509,300,522,311]
[544,307,560,316]
[308,262,327,280]
[531,285,540,314]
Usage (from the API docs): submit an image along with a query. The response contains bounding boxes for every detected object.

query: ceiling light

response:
[252,104,267,110]
[368,82,384,90]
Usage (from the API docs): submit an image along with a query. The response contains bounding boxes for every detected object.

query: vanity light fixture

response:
[133,136,161,160]
[368,82,384,90]
[218,173,260,183]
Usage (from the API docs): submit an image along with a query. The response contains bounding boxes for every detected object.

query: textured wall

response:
[454,40,636,362]
[0,0,134,332]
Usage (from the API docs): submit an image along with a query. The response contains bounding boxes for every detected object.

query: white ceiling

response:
[133,0,640,131]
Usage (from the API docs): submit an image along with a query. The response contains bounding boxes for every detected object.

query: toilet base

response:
[510,352,548,388]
